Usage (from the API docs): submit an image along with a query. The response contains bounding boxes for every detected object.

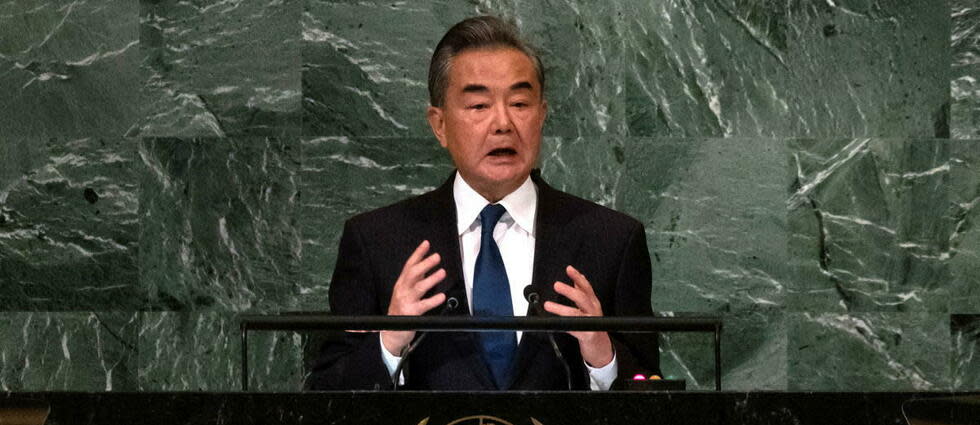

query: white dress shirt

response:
[382,172,617,390]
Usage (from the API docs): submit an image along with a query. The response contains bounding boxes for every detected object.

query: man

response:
[309,15,659,391]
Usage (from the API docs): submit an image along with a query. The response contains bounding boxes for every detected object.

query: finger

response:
[566,265,596,298]
[412,268,446,294]
[401,240,431,273]
[415,292,447,314]
[407,252,441,282]
[543,300,581,317]
[553,281,592,311]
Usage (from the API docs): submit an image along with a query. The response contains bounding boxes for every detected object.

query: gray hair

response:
[428,15,545,107]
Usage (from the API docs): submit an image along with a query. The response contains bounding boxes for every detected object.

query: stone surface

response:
[302,0,627,138]
[138,138,302,311]
[138,312,305,391]
[297,136,453,310]
[948,139,980,313]
[625,0,950,138]
[787,138,954,312]
[0,0,140,138]
[0,312,138,391]
[139,0,302,137]
[788,312,949,390]
[951,0,979,139]
[0,138,140,310]
[659,311,787,391]
[620,137,790,313]
[538,136,625,210]
[951,314,980,390]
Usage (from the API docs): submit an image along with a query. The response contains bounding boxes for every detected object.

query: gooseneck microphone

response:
[523,285,573,391]
[391,296,459,390]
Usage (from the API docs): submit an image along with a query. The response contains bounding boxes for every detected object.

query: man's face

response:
[427,47,547,200]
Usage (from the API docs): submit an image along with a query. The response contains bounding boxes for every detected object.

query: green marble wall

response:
[0,0,977,392]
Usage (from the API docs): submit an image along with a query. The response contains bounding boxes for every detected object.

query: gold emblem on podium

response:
[417,416,544,425]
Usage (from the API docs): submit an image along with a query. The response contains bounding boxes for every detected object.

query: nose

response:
[491,102,513,134]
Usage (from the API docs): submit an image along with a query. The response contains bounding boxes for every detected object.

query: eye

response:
[469,103,488,110]
[511,102,528,108]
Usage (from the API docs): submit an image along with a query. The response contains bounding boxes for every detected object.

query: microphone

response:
[523,285,572,390]
[523,285,540,309]
[391,296,459,390]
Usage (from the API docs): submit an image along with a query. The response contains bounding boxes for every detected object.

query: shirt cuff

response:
[585,351,618,391]
[379,333,405,385]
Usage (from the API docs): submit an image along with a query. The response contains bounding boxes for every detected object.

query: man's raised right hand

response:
[380,240,447,356]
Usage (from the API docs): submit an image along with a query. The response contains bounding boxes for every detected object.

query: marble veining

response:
[621,137,790,313]
[951,0,979,138]
[139,0,302,137]
[951,315,980,389]
[0,0,140,138]
[789,312,949,390]
[0,312,138,391]
[138,138,302,311]
[138,312,304,391]
[625,0,949,138]
[788,138,953,312]
[0,138,140,310]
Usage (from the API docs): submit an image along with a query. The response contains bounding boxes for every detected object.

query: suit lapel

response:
[422,174,468,310]
[509,170,577,388]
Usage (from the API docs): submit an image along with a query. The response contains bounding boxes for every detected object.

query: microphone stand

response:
[391,297,459,390]
[524,286,573,391]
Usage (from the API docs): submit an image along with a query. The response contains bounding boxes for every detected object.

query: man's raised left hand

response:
[543,265,614,368]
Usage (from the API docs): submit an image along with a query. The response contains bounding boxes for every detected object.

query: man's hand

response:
[381,240,447,356]
[543,265,614,368]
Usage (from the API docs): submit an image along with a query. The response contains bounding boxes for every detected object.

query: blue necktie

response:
[472,203,517,389]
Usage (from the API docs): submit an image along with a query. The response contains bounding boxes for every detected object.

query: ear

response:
[427,106,448,148]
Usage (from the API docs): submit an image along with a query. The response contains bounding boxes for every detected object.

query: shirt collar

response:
[453,171,537,236]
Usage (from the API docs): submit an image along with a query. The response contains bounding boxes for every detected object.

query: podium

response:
[3,391,978,424]
[239,314,722,391]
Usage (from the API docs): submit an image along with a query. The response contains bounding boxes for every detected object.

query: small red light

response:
[632,374,646,381]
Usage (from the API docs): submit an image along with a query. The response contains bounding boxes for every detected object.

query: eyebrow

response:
[460,81,535,94]
[510,81,533,91]
[461,84,489,94]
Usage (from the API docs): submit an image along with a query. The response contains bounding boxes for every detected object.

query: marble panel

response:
[138,138,302,311]
[0,138,140,310]
[659,311,787,391]
[138,312,305,391]
[0,0,140,138]
[949,140,980,313]
[619,137,790,313]
[787,138,953,312]
[0,312,138,391]
[951,314,980,390]
[139,0,302,137]
[538,136,624,208]
[625,0,949,138]
[301,0,473,138]
[297,137,453,310]
[787,312,949,391]
[302,0,626,138]
[951,0,980,139]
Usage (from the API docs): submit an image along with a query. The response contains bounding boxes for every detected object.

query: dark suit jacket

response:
[308,170,660,391]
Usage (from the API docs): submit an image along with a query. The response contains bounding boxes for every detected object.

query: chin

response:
[483,166,529,184]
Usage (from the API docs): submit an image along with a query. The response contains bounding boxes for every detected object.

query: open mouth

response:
[487,148,517,156]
